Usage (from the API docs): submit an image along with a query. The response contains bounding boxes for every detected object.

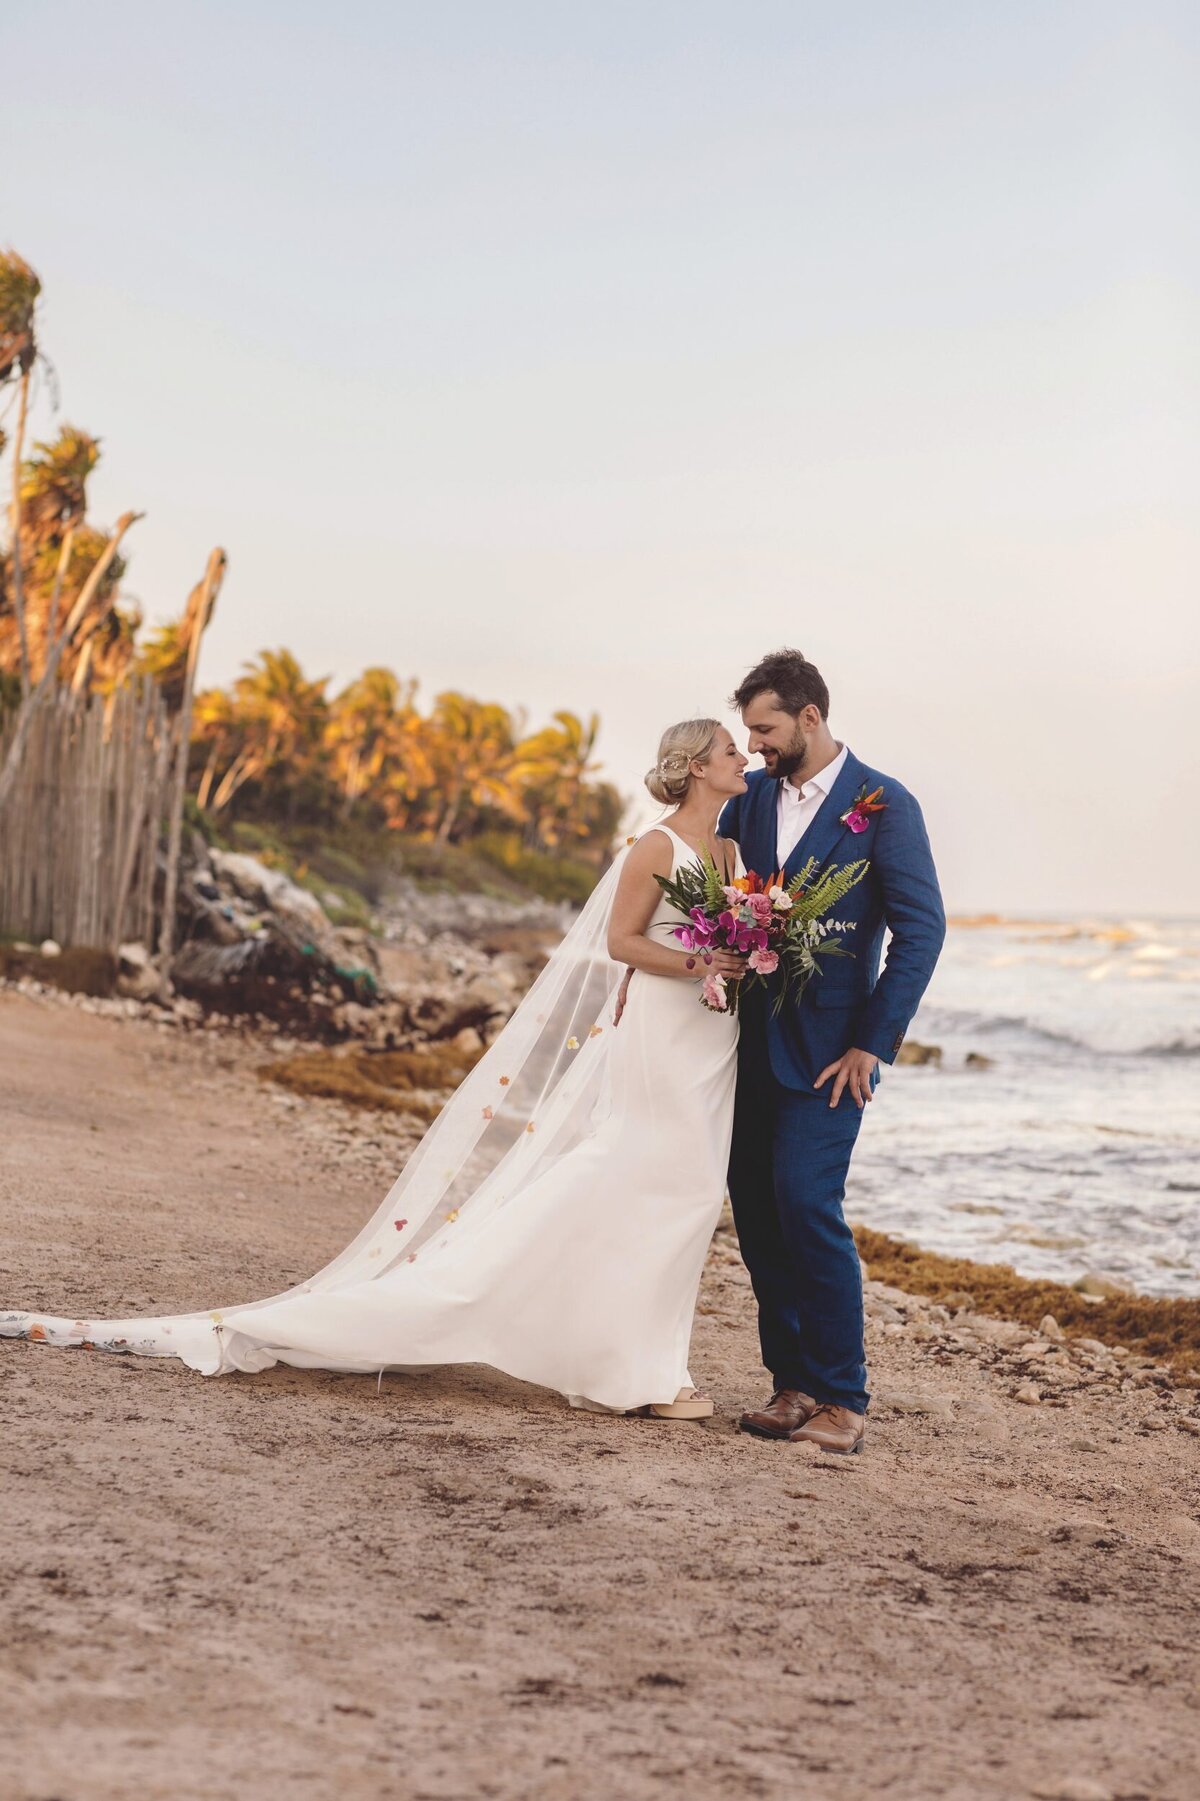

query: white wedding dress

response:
[2,826,741,1413]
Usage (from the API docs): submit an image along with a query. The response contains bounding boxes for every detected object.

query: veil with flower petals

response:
[1,845,635,1373]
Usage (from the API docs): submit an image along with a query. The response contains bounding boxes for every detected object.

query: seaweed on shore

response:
[0,944,117,996]
[261,1042,485,1121]
[854,1225,1200,1376]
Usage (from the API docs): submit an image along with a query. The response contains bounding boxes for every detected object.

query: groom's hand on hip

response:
[816,1049,878,1110]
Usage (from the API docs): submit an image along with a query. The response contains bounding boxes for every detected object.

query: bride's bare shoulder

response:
[621,828,675,875]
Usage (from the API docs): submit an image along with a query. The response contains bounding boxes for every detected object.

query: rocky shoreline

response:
[1,841,567,1049]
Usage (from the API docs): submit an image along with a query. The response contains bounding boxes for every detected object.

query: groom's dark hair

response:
[730,648,830,719]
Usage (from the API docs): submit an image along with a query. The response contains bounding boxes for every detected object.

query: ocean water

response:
[849,918,1200,1298]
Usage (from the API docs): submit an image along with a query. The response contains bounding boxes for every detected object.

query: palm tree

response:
[0,250,43,695]
[326,667,409,811]
[192,685,239,811]
[80,593,142,693]
[379,715,440,830]
[428,691,525,843]
[137,618,192,711]
[37,523,130,689]
[0,428,138,696]
[200,649,330,816]
[511,709,604,848]
[183,649,626,861]
[17,426,99,679]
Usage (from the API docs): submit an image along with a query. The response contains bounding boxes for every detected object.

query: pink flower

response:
[748,947,779,975]
[845,809,869,834]
[746,892,773,924]
[721,885,743,907]
[701,971,729,1010]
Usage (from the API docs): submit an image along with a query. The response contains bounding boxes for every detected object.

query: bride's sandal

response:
[634,1387,715,1420]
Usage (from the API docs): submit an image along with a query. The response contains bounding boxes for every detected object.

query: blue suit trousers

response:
[727,1025,869,1413]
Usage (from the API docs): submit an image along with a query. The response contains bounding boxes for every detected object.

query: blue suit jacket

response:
[718,751,946,1092]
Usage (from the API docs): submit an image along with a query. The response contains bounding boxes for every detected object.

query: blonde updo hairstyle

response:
[644,717,722,806]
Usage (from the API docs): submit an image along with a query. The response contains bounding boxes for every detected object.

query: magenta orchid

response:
[672,904,719,954]
[717,910,770,955]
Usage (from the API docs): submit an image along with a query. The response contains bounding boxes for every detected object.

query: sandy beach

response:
[3,989,1200,1801]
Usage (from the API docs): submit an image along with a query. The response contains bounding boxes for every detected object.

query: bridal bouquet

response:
[656,851,870,1014]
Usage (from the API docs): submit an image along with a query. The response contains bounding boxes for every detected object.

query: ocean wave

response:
[915,1004,1200,1060]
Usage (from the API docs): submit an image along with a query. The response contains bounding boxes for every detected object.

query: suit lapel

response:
[783,749,869,882]
[760,773,782,877]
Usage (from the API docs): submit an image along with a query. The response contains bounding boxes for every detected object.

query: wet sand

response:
[3,990,1199,1801]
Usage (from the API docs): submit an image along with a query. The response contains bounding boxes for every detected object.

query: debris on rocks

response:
[2,834,572,1049]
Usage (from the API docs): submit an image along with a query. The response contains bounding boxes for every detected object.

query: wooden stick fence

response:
[0,678,174,952]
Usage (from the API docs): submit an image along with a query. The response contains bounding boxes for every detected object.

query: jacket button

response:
[893,1034,904,1054]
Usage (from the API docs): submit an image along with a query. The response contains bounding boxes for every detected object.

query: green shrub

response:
[471,833,599,905]
[187,807,603,912]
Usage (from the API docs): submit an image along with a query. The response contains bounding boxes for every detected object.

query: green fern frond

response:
[789,858,869,924]
[786,857,818,896]
[699,846,728,909]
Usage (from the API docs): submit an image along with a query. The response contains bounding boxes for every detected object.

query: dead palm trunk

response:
[69,636,94,693]
[41,523,77,678]
[157,548,226,997]
[436,788,463,844]
[8,366,32,695]
[196,739,222,810]
[210,750,257,812]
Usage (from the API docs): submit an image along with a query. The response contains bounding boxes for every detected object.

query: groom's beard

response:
[765,730,809,781]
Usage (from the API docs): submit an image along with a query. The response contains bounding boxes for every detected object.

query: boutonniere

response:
[841,783,887,834]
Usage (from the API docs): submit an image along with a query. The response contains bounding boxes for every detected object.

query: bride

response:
[2,719,750,1418]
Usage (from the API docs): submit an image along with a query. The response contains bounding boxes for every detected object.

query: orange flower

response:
[731,869,784,895]
[28,1323,46,1341]
[499,1075,510,1086]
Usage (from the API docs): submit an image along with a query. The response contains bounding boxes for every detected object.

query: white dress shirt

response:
[775,743,849,868]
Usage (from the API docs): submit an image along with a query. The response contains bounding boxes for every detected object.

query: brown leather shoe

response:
[739,1389,817,1439]
[789,1403,865,1455]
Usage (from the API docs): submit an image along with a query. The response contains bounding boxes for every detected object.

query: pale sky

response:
[4,2,1198,913]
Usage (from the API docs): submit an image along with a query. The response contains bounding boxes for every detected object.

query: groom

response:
[718,649,945,1454]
